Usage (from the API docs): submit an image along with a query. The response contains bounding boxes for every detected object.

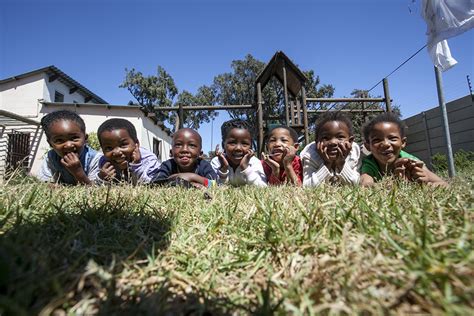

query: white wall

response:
[0,73,46,117]
[45,78,87,104]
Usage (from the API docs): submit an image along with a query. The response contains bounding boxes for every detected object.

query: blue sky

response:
[1,0,472,153]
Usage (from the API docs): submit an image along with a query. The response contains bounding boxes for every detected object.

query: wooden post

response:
[382,78,392,112]
[178,103,184,129]
[301,86,309,145]
[257,82,264,157]
[282,61,290,125]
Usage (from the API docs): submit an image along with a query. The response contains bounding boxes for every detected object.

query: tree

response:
[330,89,401,143]
[120,67,217,131]
[210,54,335,133]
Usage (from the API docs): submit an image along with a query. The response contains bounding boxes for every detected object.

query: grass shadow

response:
[0,187,174,315]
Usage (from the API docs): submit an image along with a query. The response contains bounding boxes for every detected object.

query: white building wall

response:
[45,79,87,104]
[0,73,46,117]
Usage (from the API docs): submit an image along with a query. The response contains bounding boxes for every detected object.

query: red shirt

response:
[261,156,303,185]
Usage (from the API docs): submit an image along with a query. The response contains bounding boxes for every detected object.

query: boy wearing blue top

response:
[153,128,217,188]
[37,110,100,185]
[360,112,446,187]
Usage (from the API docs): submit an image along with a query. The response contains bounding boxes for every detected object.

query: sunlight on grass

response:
[0,174,473,315]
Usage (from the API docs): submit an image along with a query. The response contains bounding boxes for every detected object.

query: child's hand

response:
[240,149,254,171]
[407,160,429,183]
[215,144,229,173]
[132,144,141,164]
[393,158,411,181]
[99,162,116,181]
[335,141,352,171]
[61,152,83,175]
[262,152,280,177]
[282,145,297,167]
[316,141,331,165]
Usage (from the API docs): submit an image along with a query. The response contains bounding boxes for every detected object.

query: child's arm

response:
[98,162,117,182]
[408,161,448,187]
[360,173,375,187]
[302,143,332,187]
[170,173,213,188]
[61,152,91,185]
[336,142,360,185]
[36,153,56,182]
[240,152,267,187]
[211,146,229,182]
[129,147,161,184]
[282,146,301,186]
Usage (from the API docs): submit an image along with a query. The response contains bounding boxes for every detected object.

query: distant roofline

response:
[41,101,173,136]
[0,65,108,104]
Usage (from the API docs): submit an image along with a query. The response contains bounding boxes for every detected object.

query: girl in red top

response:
[261,126,303,186]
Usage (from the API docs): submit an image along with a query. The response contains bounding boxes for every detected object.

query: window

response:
[153,138,161,159]
[54,91,64,102]
[6,131,30,173]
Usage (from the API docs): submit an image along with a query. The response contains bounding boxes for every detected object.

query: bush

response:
[87,132,101,151]
[431,150,474,173]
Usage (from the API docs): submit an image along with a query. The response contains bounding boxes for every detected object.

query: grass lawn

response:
[0,172,473,315]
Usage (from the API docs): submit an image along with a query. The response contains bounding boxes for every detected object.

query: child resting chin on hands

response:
[300,112,360,186]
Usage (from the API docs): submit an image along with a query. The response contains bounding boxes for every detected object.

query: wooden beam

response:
[69,87,78,94]
[84,96,92,103]
[48,74,59,82]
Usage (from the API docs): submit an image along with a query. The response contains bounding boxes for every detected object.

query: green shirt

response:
[360,150,420,181]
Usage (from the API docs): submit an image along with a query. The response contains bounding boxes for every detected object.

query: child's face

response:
[47,120,87,157]
[224,128,252,167]
[100,128,138,170]
[317,121,353,160]
[366,122,406,168]
[171,129,202,172]
[266,128,298,163]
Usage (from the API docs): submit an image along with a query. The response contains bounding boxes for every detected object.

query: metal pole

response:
[382,78,392,112]
[434,66,455,177]
[282,61,290,125]
[257,82,264,157]
[301,86,309,145]
[422,111,433,170]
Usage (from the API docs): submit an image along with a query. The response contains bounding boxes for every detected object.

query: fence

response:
[403,95,474,168]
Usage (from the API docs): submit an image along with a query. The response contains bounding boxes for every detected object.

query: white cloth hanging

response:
[422,0,474,71]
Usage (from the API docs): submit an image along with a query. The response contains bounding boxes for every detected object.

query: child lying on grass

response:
[211,119,267,186]
[37,110,100,185]
[261,125,302,186]
[152,128,217,188]
[360,112,446,187]
[95,118,161,184]
[300,112,360,186]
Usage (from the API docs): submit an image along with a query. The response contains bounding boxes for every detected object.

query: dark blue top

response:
[153,158,217,181]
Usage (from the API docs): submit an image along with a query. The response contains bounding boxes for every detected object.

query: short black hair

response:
[266,125,298,143]
[97,118,138,144]
[40,110,86,139]
[362,112,406,143]
[173,128,202,148]
[221,119,252,145]
[314,112,354,140]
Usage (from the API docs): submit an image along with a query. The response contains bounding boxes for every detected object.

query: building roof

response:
[0,65,108,104]
[255,51,308,98]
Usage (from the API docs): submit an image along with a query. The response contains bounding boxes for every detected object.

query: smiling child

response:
[95,118,160,184]
[300,112,360,186]
[261,126,302,186]
[37,110,100,185]
[360,112,446,186]
[152,128,217,187]
[211,119,267,186]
